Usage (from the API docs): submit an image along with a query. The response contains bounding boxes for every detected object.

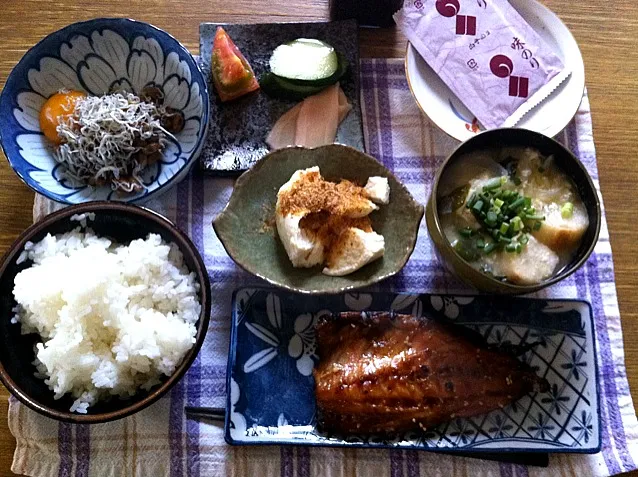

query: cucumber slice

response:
[282,53,349,87]
[269,39,338,81]
[260,73,326,101]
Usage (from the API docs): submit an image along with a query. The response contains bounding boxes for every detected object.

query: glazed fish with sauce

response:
[313,311,548,435]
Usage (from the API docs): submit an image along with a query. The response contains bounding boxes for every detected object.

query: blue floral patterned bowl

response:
[0,18,209,204]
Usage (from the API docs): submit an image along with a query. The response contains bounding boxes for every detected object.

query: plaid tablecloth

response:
[9,59,638,477]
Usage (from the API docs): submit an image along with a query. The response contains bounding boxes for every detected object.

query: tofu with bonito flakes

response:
[275,167,389,276]
[323,228,385,276]
[363,177,390,205]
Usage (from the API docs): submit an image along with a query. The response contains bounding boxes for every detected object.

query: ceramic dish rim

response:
[0,201,211,423]
[197,18,364,174]
[404,0,586,142]
[224,287,601,454]
[0,17,210,205]
[212,144,424,295]
[428,127,602,294]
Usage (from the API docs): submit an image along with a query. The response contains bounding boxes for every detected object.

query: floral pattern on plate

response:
[226,288,601,454]
[0,18,209,204]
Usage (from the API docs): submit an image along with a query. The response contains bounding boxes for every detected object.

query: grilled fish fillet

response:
[314,312,549,435]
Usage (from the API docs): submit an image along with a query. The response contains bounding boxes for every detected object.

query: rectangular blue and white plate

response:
[226,288,601,454]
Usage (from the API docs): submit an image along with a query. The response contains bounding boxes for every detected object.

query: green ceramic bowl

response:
[426,128,601,294]
[213,145,424,294]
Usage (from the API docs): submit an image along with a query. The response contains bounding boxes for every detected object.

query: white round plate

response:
[405,0,585,141]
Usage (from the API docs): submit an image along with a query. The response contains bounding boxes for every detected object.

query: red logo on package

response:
[490,54,529,98]
[456,15,476,35]
[436,0,476,36]
[490,55,513,77]
[436,0,460,17]
[509,76,529,97]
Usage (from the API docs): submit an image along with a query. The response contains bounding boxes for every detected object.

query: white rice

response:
[69,212,96,228]
[12,227,201,413]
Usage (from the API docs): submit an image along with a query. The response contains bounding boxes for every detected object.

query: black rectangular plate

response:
[198,20,365,174]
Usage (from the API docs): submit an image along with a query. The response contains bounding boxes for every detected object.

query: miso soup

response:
[437,147,588,285]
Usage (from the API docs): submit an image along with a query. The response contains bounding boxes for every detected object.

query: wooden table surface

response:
[0,1,637,475]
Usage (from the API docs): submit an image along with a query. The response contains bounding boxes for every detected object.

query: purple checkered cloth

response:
[9,58,638,476]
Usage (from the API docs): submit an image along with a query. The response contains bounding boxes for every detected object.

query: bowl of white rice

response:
[0,202,210,423]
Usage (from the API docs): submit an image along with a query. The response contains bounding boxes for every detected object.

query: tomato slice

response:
[211,27,259,102]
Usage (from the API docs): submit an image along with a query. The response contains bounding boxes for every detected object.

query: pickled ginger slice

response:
[266,102,303,150]
[337,86,352,124]
[295,83,340,148]
[266,83,351,150]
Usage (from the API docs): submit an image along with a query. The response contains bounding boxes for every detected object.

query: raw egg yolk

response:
[39,91,86,144]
